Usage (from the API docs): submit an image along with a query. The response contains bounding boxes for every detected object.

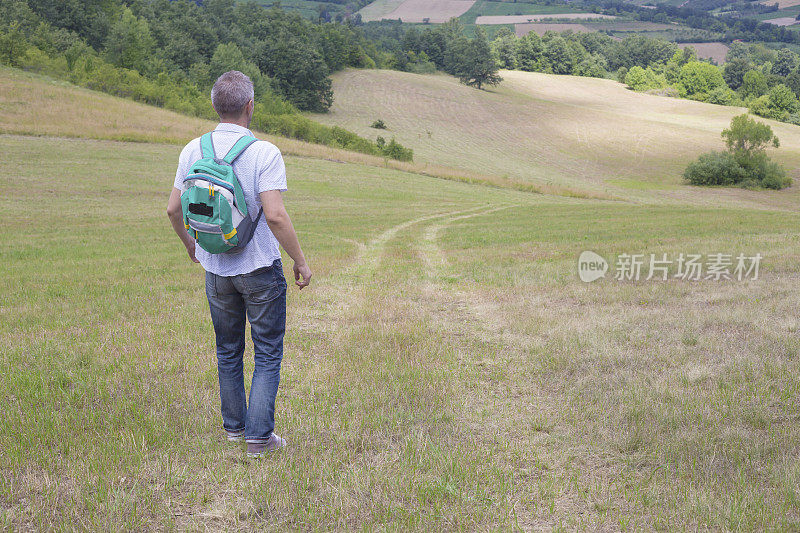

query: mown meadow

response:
[1,68,800,530]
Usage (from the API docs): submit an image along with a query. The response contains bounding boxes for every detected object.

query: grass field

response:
[3,68,800,530]
[310,68,800,210]
[243,0,346,19]
[459,0,587,23]
[357,0,407,21]
[362,0,477,23]
[476,13,616,25]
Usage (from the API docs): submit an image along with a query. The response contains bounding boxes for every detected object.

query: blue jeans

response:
[205,260,287,443]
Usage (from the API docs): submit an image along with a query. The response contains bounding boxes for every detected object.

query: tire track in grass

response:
[293,206,490,335]
[417,205,518,336]
[412,204,613,528]
[345,205,492,279]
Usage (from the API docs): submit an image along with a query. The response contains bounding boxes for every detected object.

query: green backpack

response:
[180,132,261,254]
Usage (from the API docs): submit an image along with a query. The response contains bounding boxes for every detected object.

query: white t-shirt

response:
[174,122,288,276]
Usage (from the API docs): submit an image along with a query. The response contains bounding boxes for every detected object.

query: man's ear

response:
[247,99,255,115]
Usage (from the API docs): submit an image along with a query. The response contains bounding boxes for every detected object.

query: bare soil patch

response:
[763,16,800,26]
[678,42,730,64]
[773,0,800,8]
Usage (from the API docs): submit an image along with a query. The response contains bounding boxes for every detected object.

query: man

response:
[167,70,312,458]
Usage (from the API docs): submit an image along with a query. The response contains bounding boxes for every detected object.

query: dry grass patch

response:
[0,67,609,199]
[312,68,800,210]
[678,42,730,64]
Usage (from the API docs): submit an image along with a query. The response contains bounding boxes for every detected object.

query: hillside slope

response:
[4,65,800,531]
[2,68,599,198]
[309,69,800,210]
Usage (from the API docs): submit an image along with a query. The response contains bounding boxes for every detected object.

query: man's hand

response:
[186,241,200,263]
[261,190,311,289]
[293,261,312,289]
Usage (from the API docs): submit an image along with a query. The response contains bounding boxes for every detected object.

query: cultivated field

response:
[515,23,592,36]
[3,69,800,530]
[357,0,407,21]
[514,20,677,37]
[764,15,800,26]
[679,42,730,64]
[310,68,800,210]
[368,0,477,23]
[476,13,616,24]
[459,0,587,22]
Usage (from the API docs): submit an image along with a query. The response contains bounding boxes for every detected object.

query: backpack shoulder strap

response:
[222,135,258,165]
[200,132,216,159]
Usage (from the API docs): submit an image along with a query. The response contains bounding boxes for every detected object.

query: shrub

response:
[381,138,413,162]
[370,119,387,129]
[677,61,725,99]
[625,65,667,92]
[684,115,790,189]
[737,152,791,189]
[683,151,747,186]
[706,86,738,106]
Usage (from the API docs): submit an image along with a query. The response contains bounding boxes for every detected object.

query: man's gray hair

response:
[211,70,254,116]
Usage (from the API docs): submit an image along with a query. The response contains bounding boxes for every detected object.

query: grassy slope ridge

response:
[0,68,601,199]
[2,64,800,530]
[310,68,800,210]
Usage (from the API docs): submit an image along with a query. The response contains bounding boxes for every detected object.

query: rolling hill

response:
[3,67,800,530]
[309,68,800,211]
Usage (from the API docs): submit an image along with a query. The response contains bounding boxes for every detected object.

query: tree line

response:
[0,0,414,161]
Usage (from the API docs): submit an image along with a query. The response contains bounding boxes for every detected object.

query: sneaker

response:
[246,433,286,457]
[226,429,245,442]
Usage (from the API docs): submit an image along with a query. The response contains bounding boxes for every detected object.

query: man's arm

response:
[167,187,199,263]
[260,190,311,289]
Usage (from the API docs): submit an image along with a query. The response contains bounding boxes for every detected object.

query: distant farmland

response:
[514,23,592,36]
[514,20,678,37]
[678,42,730,64]
[476,13,615,24]
[310,68,800,209]
[764,16,800,26]
[361,0,476,22]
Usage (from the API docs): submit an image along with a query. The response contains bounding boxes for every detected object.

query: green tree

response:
[785,68,800,96]
[104,7,155,72]
[491,28,517,70]
[741,70,768,99]
[208,42,270,99]
[685,114,788,189]
[625,65,667,91]
[677,61,725,99]
[574,53,608,78]
[543,35,574,75]
[762,84,799,120]
[723,57,751,90]
[453,27,502,90]
[256,37,333,112]
[722,113,780,158]
[515,33,543,72]
[0,21,27,67]
[772,48,798,77]
[624,65,648,90]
